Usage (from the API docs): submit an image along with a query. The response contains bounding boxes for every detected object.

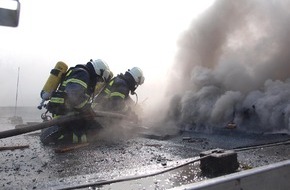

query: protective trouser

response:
[40,115,103,145]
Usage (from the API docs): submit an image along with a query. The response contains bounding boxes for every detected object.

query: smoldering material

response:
[167,0,290,133]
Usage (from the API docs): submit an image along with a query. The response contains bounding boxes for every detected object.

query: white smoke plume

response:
[166,0,290,134]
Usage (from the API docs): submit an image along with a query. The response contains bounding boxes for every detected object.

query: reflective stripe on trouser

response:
[73,133,87,143]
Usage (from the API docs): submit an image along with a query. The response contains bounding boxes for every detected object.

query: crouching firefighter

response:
[39,59,111,145]
[94,67,145,122]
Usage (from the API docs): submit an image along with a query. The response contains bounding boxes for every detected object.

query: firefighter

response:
[94,67,145,121]
[40,59,111,145]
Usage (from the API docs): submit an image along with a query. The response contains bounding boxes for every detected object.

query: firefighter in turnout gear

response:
[40,59,111,145]
[94,67,145,121]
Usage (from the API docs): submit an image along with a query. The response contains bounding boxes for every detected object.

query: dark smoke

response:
[167,0,290,134]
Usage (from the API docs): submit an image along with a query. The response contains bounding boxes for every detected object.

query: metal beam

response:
[170,159,290,190]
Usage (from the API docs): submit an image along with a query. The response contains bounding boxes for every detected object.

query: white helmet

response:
[90,59,111,82]
[128,67,145,85]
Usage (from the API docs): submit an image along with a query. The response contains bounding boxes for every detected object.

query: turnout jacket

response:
[97,72,136,112]
[48,64,97,115]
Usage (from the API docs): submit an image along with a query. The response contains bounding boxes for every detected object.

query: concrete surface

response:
[0,121,290,190]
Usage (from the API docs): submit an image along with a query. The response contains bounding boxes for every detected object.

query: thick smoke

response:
[167,0,290,134]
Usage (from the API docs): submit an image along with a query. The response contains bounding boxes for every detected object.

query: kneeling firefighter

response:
[40,59,111,145]
[94,67,145,121]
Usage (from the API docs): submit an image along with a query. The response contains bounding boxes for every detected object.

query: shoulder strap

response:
[60,67,74,87]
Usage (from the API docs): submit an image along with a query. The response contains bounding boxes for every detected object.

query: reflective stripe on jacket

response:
[101,76,130,111]
[58,65,93,111]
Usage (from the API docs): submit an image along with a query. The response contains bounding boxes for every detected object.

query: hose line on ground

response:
[234,139,290,152]
[57,155,211,190]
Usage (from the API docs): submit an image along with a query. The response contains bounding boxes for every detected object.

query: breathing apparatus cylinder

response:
[38,61,68,109]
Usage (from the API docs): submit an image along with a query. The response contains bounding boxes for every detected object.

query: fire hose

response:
[0,111,131,139]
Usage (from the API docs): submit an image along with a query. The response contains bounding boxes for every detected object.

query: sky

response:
[0,0,215,107]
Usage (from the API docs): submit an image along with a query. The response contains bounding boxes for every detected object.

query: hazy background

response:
[0,0,214,108]
[2,0,290,133]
